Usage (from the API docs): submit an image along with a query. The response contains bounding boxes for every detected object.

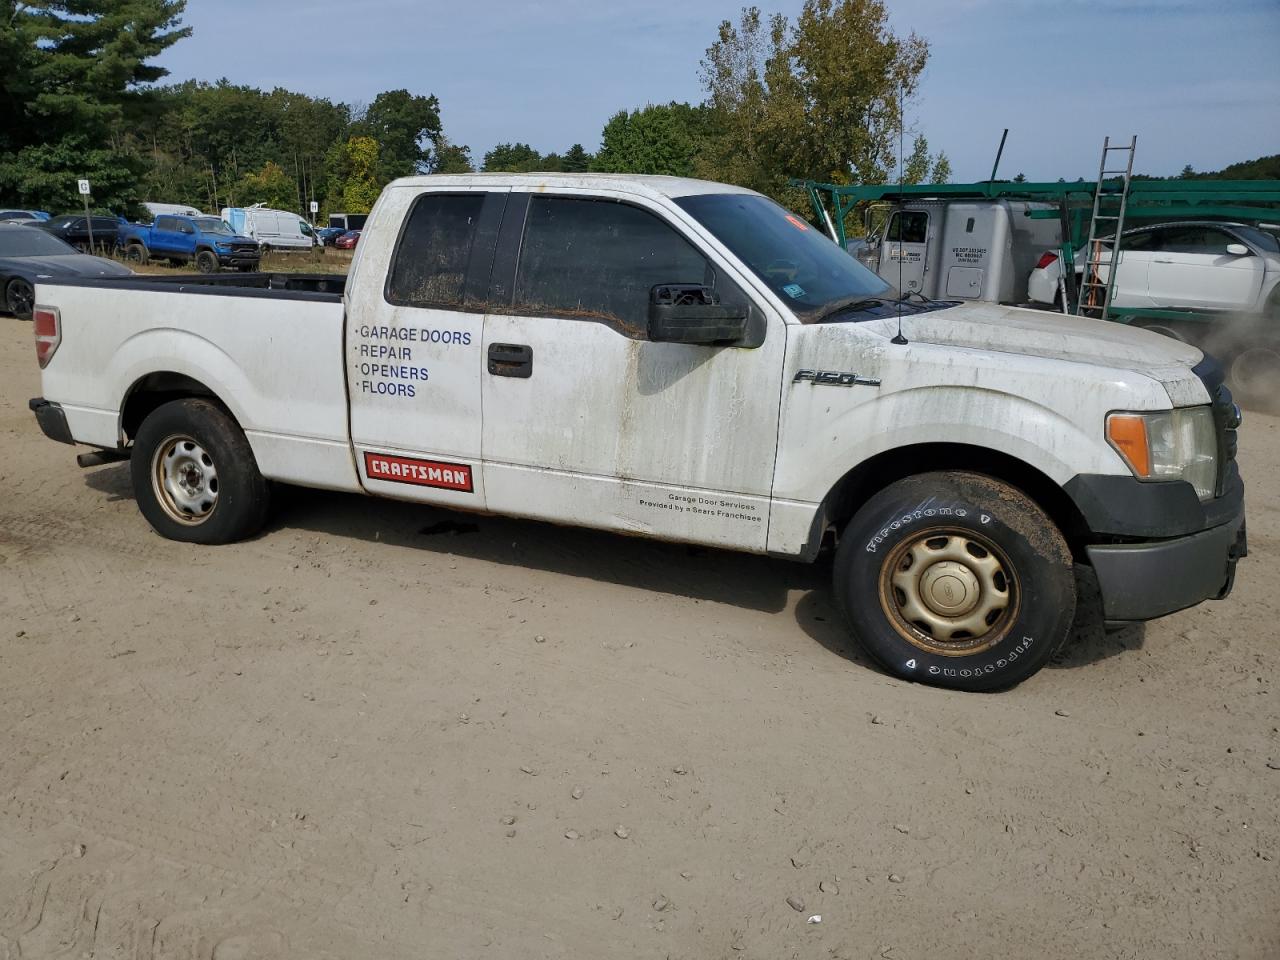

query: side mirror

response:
[1226,242,1250,256]
[648,284,748,345]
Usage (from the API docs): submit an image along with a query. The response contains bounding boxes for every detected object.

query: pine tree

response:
[0,1,190,211]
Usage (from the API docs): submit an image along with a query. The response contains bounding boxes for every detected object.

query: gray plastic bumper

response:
[1087,508,1247,622]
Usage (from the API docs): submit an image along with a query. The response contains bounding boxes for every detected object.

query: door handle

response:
[1153,259,1174,263]
[487,342,533,378]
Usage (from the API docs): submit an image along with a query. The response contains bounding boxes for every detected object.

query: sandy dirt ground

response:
[1,318,1277,960]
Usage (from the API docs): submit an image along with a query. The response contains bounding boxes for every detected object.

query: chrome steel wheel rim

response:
[152,435,219,524]
[878,527,1018,656]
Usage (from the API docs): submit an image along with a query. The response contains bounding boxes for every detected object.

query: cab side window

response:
[512,196,713,334]
[886,211,928,244]
[156,216,177,232]
[386,193,486,309]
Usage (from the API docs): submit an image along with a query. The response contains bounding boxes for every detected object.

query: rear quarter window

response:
[386,193,486,309]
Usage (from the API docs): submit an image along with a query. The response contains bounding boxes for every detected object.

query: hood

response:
[865,301,1207,405]
[9,254,133,279]
[873,300,1201,369]
[215,233,258,245]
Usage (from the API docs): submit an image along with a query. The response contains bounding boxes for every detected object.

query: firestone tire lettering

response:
[834,471,1075,692]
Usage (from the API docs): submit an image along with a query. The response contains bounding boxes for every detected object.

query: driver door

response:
[884,210,928,294]
[480,191,785,552]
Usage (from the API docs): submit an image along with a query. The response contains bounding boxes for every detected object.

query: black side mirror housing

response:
[648,284,749,345]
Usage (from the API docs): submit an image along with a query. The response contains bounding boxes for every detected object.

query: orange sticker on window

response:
[785,214,810,232]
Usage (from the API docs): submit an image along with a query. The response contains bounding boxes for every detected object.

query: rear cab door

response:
[345,184,506,508]
[150,216,182,257]
[1094,227,1159,307]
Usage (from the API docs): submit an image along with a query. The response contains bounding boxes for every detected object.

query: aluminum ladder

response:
[1075,135,1137,320]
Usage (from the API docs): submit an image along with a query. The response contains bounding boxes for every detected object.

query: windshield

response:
[196,218,235,236]
[676,193,894,322]
[0,227,78,257]
[1234,225,1280,254]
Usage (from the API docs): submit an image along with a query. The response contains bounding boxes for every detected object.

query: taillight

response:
[1035,251,1059,270]
[33,306,61,368]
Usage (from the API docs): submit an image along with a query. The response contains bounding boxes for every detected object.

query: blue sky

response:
[155,0,1279,181]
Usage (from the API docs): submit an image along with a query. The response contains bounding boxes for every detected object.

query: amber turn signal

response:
[1107,414,1152,478]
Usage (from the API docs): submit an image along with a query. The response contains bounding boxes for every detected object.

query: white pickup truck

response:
[29,174,1247,691]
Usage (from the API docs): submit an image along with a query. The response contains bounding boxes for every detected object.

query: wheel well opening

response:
[819,443,1090,559]
[120,373,227,440]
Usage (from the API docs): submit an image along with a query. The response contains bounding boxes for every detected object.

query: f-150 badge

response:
[793,370,881,387]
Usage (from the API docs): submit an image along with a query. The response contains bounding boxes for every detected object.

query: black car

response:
[34,214,126,253]
[0,223,132,319]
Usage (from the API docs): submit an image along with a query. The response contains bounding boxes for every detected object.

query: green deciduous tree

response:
[699,0,931,202]
[325,137,382,214]
[236,161,297,210]
[482,143,544,172]
[593,103,710,177]
[356,89,442,180]
[0,0,190,211]
[431,138,475,174]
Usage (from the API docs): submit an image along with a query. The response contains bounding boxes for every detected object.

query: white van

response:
[143,202,204,220]
[221,205,316,251]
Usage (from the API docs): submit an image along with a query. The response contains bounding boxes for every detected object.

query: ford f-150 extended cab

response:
[117,214,261,272]
[29,174,1247,691]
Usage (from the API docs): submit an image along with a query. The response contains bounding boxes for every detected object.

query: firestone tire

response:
[130,398,270,545]
[833,471,1076,692]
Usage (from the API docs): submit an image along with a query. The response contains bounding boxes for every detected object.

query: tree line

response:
[1,0,950,220]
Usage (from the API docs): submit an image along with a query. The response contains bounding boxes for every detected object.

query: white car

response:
[1028,221,1280,315]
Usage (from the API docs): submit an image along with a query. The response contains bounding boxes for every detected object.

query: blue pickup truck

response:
[117,215,261,273]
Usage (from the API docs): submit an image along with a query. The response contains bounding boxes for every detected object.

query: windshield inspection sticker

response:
[782,283,806,299]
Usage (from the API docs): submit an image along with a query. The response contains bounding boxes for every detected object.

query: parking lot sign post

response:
[78,179,94,254]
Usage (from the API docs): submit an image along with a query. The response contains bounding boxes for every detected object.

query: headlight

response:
[1107,407,1217,501]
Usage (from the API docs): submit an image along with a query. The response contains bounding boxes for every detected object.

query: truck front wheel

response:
[131,399,270,545]
[195,250,219,274]
[833,471,1075,691]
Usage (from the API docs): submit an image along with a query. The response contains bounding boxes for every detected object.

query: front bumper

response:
[29,397,74,445]
[1087,505,1247,622]
[218,255,261,268]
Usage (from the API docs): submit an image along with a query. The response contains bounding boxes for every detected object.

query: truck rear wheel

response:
[124,242,149,265]
[131,399,270,545]
[196,250,219,274]
[833,471,1075,691]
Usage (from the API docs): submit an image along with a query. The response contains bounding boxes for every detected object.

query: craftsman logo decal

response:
[363,453,473,492]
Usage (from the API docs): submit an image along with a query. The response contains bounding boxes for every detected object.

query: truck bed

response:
[43,271,348,300]
[36,272,359,492]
